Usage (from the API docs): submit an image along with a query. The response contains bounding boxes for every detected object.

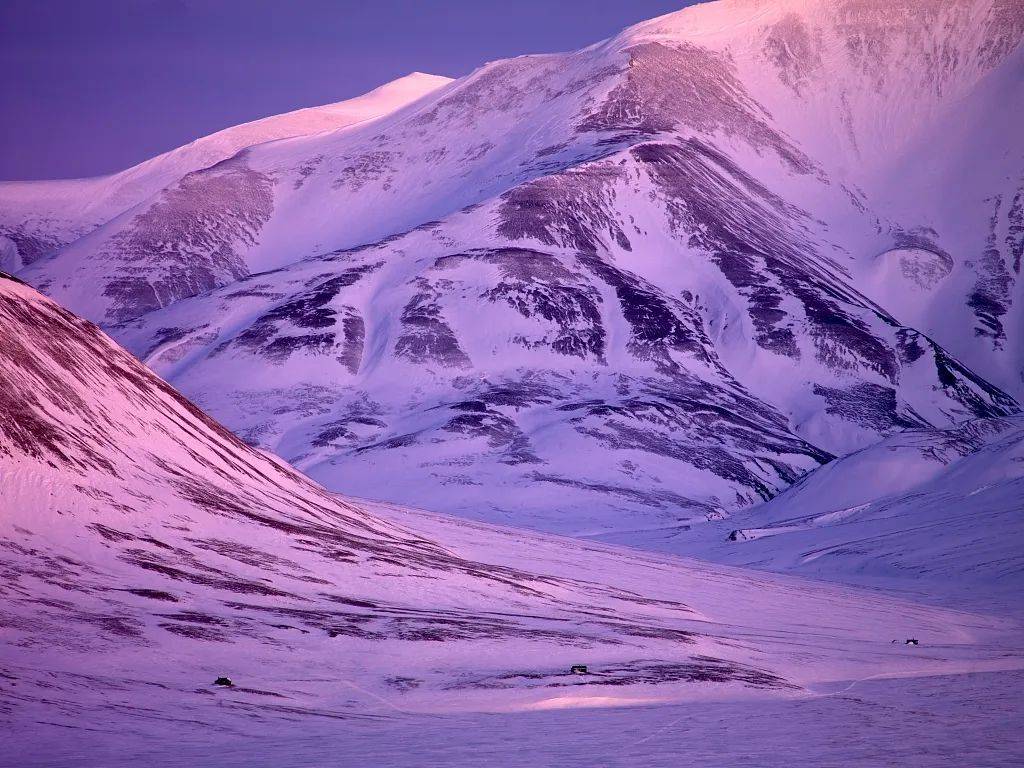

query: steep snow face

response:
[631,0,1024,161]
[6,271,1011,736]
[5,0,1024,535]
[0,72,452,272]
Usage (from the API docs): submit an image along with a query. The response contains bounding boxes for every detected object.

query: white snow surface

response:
[597,414,1024,610]
[12,671,1022,768]
[2,2,1024,760]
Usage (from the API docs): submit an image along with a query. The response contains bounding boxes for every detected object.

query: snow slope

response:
[5,0,1024,537]
[601,415,1024,607]
[1,270,1021,757]
[723,416,1024,592]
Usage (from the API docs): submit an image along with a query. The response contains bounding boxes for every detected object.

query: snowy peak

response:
[143,70,454,182]
[616,0,1024,164]
[0,71,452,270]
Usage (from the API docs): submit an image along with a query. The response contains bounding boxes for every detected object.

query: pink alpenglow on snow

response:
[1,1,1023,766]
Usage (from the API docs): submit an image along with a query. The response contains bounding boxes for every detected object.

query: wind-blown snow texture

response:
[3,0,1023,537]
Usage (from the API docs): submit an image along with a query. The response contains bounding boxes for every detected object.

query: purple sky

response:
[0,0,697,181]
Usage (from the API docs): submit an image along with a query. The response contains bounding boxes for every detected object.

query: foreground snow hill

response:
[1,272,1019,741]
[3,0,1024,535]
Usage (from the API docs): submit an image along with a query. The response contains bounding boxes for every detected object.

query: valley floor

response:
[8,669,1023,768]
[4,491,1019,767]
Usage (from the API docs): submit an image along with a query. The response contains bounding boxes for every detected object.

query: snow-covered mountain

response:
[8,270,1007,738]
[4,0,1023,537]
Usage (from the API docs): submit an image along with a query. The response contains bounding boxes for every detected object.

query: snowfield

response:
[591,415,1024,606]
[12,671,1024,768]
[2,0,1024,764]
